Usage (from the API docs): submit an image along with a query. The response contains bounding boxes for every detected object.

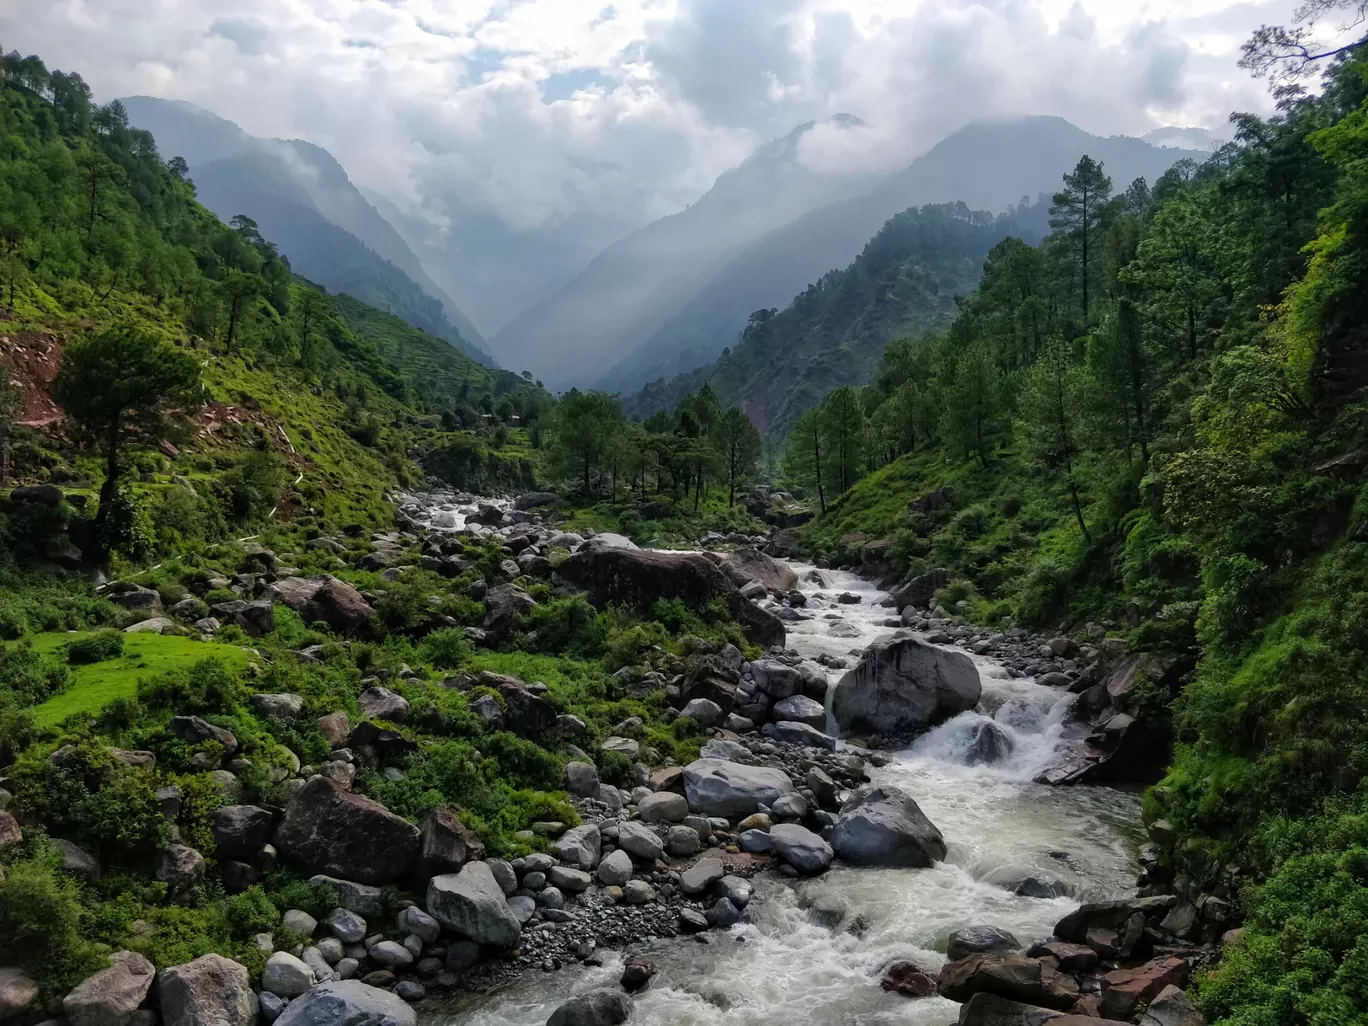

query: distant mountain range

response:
[120,97,494,366]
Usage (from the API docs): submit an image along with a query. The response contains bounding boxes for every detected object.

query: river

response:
[397,497,1143,1026]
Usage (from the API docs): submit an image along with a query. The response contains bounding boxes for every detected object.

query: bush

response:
[420,627,473,669]
[66,631,125,665]
[0,858,105,991]
[596,749,633,787]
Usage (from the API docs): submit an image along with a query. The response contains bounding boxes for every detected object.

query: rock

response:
[620,955,656,993]
[936,955,1079,1010]
[395,981,425,1003]
[545,989,632,1026]
[601,736,639,759]
[158,954,255,1026]
[807,893,848,930]
[679,658,740,714]
[1099,956,1190,1020]
[637,791,689,823]
[210,599,275,636]
[252,693,306,719]
[565,761,600,798]
[768,823,833,874]
[497,682,555,735]
[357,687,410,722]
[274,777,420,885]
[678,907,709,932]
[666,824,701,857]
[1139,985,1206,1026]
[123,617,175,634]
[955,993,1127,1026]
[891,568,950,610]
[763,720,836,751]
[832,635,980,736]
[966,721,1014,765]
[397,906,441,944]
[555,546,784,647]
[1036,942,1097,971]
[487,858,518,894]
[326,909,367,943]
[719,547,798,593]
[772,694,826,728]
[679,857,725,896]
[596,849,633,887]
[274,981,416,1026]
[368,941,414,970]
[0,968,36,1021]
[554,824,602,870]
[1052,896,1176,944]
[483,583,536,638]
[948,926,1022,962]
[211,804,275,860]
[154,844,205,899]
[426,862,523,947]
[880,960,935,998]
[9,483,64,505]
[622,879,655,904]
[831,785,947,867]
[738,829,771,853]
[617,821,665,860]
[649,765,685,792]
[282,909,319,937]
[311,876,384,916]
[258,992,288,1023]
[51,837,100,882]
[682,759,795,818]
[317,712,350,748]
[303,579,373,635]
[262,952,316,997]
[750,659,803,698]
[680,698,725,727]
[167,715,238,756]
[548,866,593,892]
[514,491,559,510]
[415,808,484,880]
[63,951,156,1026]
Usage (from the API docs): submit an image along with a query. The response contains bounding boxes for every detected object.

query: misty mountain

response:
[1142,126,1228,150]
[489,116,881,389]
[624,200,1051,443]
[602,116,1207,394]
[119,96,493,366]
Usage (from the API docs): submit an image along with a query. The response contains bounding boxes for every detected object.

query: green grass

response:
[30,632,253,728]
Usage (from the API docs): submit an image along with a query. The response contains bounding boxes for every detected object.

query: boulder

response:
[554,546,784,647]
[772,694,826,729]
[261,952,316,998]
[158,954,255,1026]
[553,824,601,870]
[210,599,275,636]
[680,698,724,727]
[426,862,522,947]
[948,926,1021,962]
[8,483,64,506]
[1099,957,1190,1020]
[415,808,484,880]
[252,693,306,720]
[1052,896,1175,944]
[966,721,1014,765]
[310,876,383,916]
[750,659,803,699]
[274,777,420,885]
[1139,985,1205,1026]
[763,721,836,751]
[565,762,600,798]
[167,715,238,756]
[616,821,665,860]
[768,823,833,874]
[51,837,99,882]
[831,785,947,867]
[596,849,633,887]
[937,955,1079,1011]
[891,569,950,611]
[274,982,415,1026]
[211,805,274,860]
[63,951,155,1026]
[955,993,1129,1026]
[317,711,350,748]
[155,844,206,900]
[682,759,794,818]
[832,635,980,736]
[880,960,936,998]
[483,584,536,638]
[719,547,798,593]
[357,686,410,722]
[545,989,631,1026]
[305,579,372,635]
[637,791,689,823]
[0,968,36,1021]
[514,491,559,511]
[496,683,554,735]
[679,858,725,896]
[678,658,739,714]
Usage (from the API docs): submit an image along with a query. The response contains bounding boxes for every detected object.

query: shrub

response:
[66,631,125,665]
[420,627,473,669]
[0,858,105,991]
[596,749,633,787]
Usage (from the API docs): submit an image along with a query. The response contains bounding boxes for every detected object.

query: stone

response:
[679,857,725,896]
[316,712,350,748]
[158,954,255,1026]
[948,926,1022,962]
[210,599,275,636]
[252,693,306,719]
[772,694,826,729]
[806,767,839,809]
[678,908,709,932]
[880,960,936,998]
[274,777,420,885]
[167,715,238,756]
[831,785,947,867]
[273,982,415,1026]
[497,683,555,735]
[1052,896,1176,944]
[711,896,742,927]
[368,941,414,970]
[554,824,602,870]
[316,937,344,964]
[749,659,803,699]
[211,804,275,860]
[622,879,655,904]
[637,791,689,823]
[415,808,484,880]
[768,823,833,874]
[936,955,1079,1010]
[258,992,288,1024]
[50,837,100,882]
[357,686,410,723]
[1099,957,1190,1020]
[154,844,205,899]
[807,894,848,930]
[303,579,373,635]
[545,988,632,1026]
[832,635,981,736]
[763,720,836,751]
[954,993,1128,1026]
[616,820,665,860]
[666,824,701,857]
[487,858,518,894]
[426,862,523,947]
[771,793,807,819]
[565,761,600,798]
[596,849,633,887]
[680,698,725,727]
[716,875,752,907]
[738,829,772,853]
[548,866,593,892]
[601,736,639,759]
[325,908,368,943]
[1037,942,1097,971]
[262,952,316,997]
[395,981,425,1003]
[1139,985,1206,1026]
[283,909,319,937]
[682,758,794,818]
[508,895,537,924]
[397,906,440,944]
[620,955,656,992]
[966,721,1014,765]
[483,583,536,638]
[63,951,156,1026]
[719,547,798,593]
[649,766,684,792]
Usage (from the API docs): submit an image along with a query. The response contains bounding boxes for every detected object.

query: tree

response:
[1017,338,1093,543]
[1122,197,1222,359]
[549,389,623,497]
[0,371,21,484]
[1088,299,1153,463]
[819,386,867,495]
[782,407,826,513]
[295,288,331,368]
[1051,156,1113,322]
[1240,1,1368,82]
[940,342,1003,467]
[713,406,763,506]
[52,328,201,541]
[219,270,264,353]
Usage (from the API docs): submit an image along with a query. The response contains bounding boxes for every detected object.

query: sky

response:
[0,0,1330,235]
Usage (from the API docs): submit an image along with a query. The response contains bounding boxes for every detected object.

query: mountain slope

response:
[605,116,1206,393]
[489,116,880,388]
[119,96,494,366]
[626,201,1048,442]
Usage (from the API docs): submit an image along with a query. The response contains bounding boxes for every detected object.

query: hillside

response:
[489,116,880,388]
[119,97,494,366]
[604,116,1205,394]
[625,199,1050,442]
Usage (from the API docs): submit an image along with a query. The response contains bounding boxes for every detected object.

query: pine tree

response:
[1017,338,1093,542]
[1051,156,1113,322]
[782,408,826,513]
[713,406,763,506]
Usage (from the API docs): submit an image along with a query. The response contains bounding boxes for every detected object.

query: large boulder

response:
[947,926,1021,962]
[211,805,274,860]
[955,993,1129,1026]
[414,808,484,880]
[426,862,522,947]
[63,951,155,1026]
[1099,957,1190,1020]
[1139,985,1205,1026]
[682,759,795,818]
[554,824,602,870]
[891,569,950,612]
[210,599,275,636]
[545,989,632,1026]
[937,955,1079,1010]
[514,491,559,511]
[274,777,420,885]
[357,686,410,722]
[167,716,238,756]
[306,579,372,635]
[768,823,833,874]
[678,658,739,713]
[274,981,415,1026]
[483,584,536,638]
[496,682,555,735]
[0,968,36,1021]
[158,954,255,1026]
[554,546,784,647]
[831,785,947,867]
[832,635,980,736]
[719,547,798,593]
[261,952,316,998]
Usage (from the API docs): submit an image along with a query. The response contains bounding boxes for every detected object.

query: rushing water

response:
[407,509,1143,1026]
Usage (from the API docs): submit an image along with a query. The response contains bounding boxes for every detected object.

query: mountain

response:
[1142,125,1228,150]
[625,200,1050,443]
[119,96,494,366]
[489,116,881,389]
[601,116,1206,394]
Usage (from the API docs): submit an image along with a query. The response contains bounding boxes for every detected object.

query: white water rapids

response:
[396,501,1143,1026]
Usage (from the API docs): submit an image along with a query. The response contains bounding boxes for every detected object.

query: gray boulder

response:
[63,951,155,1026]
[553,824,601,870]
[679,857,725,896]
[0,968,36,1021]
[636,791,689,823]
[1139,985,1206,1026]
[763,721,836,751]
[749,660,802,699]
[565,761,600,798]
[426,862,522,947]
[680,698,724,727]
[274,982,415,1026]
[832,635,980,736]
[768,823,833,875]
[261,952,316,998]
[947,925,1021,962]
[545,989,632,1026]
[251,693,306,720]
[616,821,664,860]
[682,759,794,818]
[356,686,409,723]
[719,547,798,593]
[158,954,255,1026]
[211,805,275,860]
[772,694,826,729]
[831,785,947,867]
[596,849,633,887]
[274,777,420,885]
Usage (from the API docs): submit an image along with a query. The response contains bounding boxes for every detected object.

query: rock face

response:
[555,546,784,647]
[832,635,981,736]
[274,777,420,885]
[63,951,155,1026]
[426,862,522,947]
[545,989,632,1026]
[719,547,799,593]
[158,954,255,1026]
[274,981,416,1026]
[682,759,795,818]
[830,785,947,867]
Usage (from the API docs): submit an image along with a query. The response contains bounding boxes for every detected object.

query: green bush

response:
[597,749,633,787]
[0,858,105,991]
[67,631,126,665]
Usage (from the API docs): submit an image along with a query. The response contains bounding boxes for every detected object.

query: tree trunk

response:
[1068,473,1092,544]
[812,425,826,514]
